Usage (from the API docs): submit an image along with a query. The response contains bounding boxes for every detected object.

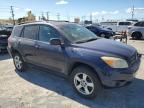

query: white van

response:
[100,21,134,33]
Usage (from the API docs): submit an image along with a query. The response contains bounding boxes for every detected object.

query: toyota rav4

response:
[7,21,141,98]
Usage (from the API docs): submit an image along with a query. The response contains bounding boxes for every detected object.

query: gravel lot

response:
[0,39,144,108]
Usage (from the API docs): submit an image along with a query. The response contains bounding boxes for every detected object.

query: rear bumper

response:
[97,57,141,87]
[0,44,8,53]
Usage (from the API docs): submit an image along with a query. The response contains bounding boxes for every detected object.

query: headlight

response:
[101,56,128,68]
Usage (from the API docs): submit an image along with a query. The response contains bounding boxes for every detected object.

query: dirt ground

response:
[0,39,144,108]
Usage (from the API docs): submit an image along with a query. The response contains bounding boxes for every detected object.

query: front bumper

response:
[98,56,141,87]
[105,33,114,38]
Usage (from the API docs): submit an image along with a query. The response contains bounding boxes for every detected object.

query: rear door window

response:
[86,26,95,30]
[134,22,142,27]
[23,25,39,40]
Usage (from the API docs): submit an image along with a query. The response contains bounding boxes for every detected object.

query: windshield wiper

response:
[75,40,87,44]
[85,38,97,42]
[75,37,97,44]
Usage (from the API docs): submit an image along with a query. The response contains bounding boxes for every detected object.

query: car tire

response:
[70,66,102,99]
[132,32,142,40]
[13,53,26,72]
[100,33,106,38]
[109,36,114,39]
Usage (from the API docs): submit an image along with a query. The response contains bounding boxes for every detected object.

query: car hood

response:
[72,39,136,59]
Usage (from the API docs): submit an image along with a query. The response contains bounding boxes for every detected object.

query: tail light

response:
[8,35,12,48]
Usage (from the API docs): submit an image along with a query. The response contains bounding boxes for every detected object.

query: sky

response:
[0,0,144,22]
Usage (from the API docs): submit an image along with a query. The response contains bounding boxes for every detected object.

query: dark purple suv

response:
[7,21,141,98]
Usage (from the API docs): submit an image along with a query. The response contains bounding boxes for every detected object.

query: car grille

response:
[129,52,138,66]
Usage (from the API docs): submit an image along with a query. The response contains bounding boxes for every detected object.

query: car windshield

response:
[60,24,98,43]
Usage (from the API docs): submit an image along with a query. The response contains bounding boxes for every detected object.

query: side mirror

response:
[50,38,62,45]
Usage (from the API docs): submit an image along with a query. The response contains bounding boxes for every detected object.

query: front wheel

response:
[70,66,102,98]
[13,53,26,71]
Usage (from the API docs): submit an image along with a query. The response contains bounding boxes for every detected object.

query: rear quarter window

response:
[134,22,144,27]
[12,26,23,37]
[119,22,131,26]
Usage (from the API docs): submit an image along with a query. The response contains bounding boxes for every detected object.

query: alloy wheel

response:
[74,73,94,95]
[14,55,22,70]
[100,34,105,38]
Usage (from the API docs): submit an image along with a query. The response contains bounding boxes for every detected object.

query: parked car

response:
[8,21,141,98]
[100,21,134,33]
[4,25,14,32]
[86,25,115,39]
[128,21,144,40]
[0,29,11,53]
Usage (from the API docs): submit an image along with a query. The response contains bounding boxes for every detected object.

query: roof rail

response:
[18,21,46,25]
[47,20,69,22]
[18,20,69,25]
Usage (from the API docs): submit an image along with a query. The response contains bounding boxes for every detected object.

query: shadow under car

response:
[16,67,144,108]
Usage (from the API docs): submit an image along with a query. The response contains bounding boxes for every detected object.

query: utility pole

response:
[67,14,70,22]
[81,16,86,25]
[90,13,92,22]
[57,13,60,21]
[132,5,134,19]
[102,16,104,22]
[41,12,44,20]
[46,12,49,21]
[39,16,41,21]
[10,6,15,25]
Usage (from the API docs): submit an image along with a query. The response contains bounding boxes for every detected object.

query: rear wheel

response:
[13,53,26,71]
[132,32,142,40]
[100,33,106,38]
[70,66,102,98]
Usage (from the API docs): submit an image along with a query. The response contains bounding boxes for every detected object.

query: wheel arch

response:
[11,48,26,61]
[131,31,142,37]
[68,62,102,84]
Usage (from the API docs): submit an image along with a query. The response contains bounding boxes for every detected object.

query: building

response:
[74,18,80,23]
[0,18,14,25]
[0,11,36,25]
[18,11,36,24]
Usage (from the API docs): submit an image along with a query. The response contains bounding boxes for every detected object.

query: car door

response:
[134,22,144,36]
[35,25,66,73]
[139,22,144,38]
[18,25,39,64]
[141,22,144,39]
